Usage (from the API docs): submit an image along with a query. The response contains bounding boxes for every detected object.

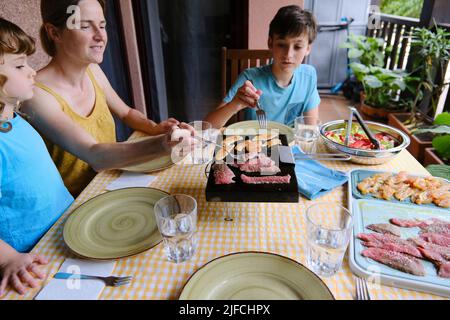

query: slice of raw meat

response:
[366,223,402,237]
[420,233,450,248]
[213,164,235,185]
[390,218,424,228]
[438,262,450,278]
[241,174,291,184]
[357,233,422,258]
[418,248,450,278]
[409,238,450,260]
[361,248,425,276]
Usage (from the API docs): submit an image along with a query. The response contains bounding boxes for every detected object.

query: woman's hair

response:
[40,0,106,57]
[0,18,36,121]
[269,6,318,44]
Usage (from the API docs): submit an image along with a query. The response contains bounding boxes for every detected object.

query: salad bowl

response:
[319,120,410,165]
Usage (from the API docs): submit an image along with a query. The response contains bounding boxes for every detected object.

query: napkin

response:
[106,172,157,191]
[292,146,349,200]
[34,258,116,300]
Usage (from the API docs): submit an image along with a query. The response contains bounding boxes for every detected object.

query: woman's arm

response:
[22,90,190,172]
[89,64,178,135]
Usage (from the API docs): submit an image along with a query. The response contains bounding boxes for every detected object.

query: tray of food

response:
[205,131,298,203]
[348,169,450,297]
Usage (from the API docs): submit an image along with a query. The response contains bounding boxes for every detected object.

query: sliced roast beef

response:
[361,248,425,276]
[213,164,236,185]
[357,233,422,258]
[366,223,402,237]
[241,174,291,184]
[420,233,450,248]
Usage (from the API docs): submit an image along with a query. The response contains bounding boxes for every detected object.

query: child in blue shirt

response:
[205,6,320,128]
[0,18,193,296]
[0,18,74,296]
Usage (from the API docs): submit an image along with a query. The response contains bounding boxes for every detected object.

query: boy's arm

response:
[204,80,262,129]
[203,101,242,129]
[303,106,319,119]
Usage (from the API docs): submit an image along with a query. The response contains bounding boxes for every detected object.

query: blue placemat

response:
[292,146,349,200]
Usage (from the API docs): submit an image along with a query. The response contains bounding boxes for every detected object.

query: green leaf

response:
[348,49,363,59]
[339,42,354,49]
[363,75,383,88]
[414,125,450,135]
[426,165,450,180]
[349,62,369,74]
[433,135,450,159]
[392,78,406,91]
[434,112,450,126]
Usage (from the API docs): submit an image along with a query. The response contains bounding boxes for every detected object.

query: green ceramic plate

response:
[63,187,169,260]
[120,137,175,173]
[225,120,295,144]
[179,252,335,300]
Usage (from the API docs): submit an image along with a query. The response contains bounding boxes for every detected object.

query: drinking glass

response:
[305,202,353,277]
[188,121,214,164]
[294,116,322,154]
[154,195,198,263]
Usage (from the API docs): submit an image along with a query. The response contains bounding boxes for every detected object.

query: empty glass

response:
[294,116,322,154]
[188,121,215,164]
[305,202,353,277]
[154,195,198,263]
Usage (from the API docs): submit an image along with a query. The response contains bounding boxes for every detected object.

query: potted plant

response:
[388,23,450,161]
[340,34,390,103]
[413,112,450,166]
[349,63,415,121]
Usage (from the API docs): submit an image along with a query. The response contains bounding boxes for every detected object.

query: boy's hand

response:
[233,80,263,110]
[0,252,48,296]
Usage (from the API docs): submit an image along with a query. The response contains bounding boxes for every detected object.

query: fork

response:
[249,80,267,129]
[255,100,268,129]
[355,276,371,300]
[53,272,133,287]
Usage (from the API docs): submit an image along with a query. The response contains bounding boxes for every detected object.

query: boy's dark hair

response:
[269,6,317,43]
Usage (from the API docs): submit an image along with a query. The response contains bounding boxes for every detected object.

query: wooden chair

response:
[221,47,272,122]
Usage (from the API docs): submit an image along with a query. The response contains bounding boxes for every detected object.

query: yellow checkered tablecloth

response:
[2,132,447,300]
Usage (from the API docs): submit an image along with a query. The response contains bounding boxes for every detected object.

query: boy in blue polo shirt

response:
[205,6,320,128]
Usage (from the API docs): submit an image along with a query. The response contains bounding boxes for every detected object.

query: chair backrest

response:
[221,47,272,99]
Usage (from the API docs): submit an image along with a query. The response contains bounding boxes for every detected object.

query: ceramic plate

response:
[225,121,295,144]
[179,252,334,300]
[63,187,169,260]
[120,137,175,173]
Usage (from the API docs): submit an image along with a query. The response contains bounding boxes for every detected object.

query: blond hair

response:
[0,17,35,123]
[40,0,106,57]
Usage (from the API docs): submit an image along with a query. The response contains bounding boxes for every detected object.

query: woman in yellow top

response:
[23,0,183,196]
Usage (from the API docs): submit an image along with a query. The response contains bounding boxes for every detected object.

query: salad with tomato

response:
[324,125,395,150]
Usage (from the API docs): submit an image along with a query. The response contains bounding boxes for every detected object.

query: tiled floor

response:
[319,94,355,123]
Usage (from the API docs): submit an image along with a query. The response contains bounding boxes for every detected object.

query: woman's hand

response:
[0,252,48,296]
[150,118,180,135]
[232,80,263,110]
[163,123,196,162]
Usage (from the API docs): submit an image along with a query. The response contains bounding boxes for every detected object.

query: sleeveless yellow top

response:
[35,68,116,197]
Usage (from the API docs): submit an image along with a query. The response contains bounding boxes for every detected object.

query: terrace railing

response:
[367,13,421,71]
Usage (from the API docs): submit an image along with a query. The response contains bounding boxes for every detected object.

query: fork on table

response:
[53,272,133,287]
[355,276,371,300]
